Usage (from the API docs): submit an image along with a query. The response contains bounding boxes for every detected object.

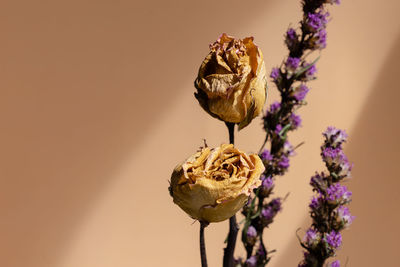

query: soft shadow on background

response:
[1,0,400,266]
[276,34,400,267]
[0,1,274,267]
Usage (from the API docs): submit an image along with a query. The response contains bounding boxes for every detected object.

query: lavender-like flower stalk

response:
[238,0,340,265]
[298,127,354,267]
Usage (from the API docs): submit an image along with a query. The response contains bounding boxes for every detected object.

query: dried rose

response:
[194,33,267,129]
[169,144,264,223]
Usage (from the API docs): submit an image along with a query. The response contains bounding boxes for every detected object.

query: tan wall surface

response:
[1,0,399,266]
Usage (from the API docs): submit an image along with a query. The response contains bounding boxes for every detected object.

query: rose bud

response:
[169,144,264,223]
[194,33,267,129]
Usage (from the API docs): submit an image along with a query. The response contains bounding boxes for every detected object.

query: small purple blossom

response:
[305,64,317,79]
[261,206,274,224]
[275,124,283,135]
[286,57,301,72]
[330,260,341,267]
[323,126,348,146]
[283,141,295,156]
[325,231,342,249]
[290,113,302,129]
[326,184,352,203]
[245,256,257,267]
[306,12,330,32]
[285,28,298,49]
[269,101,281,113]
[246,226,257,246]
[260,176,274,197]
[304,228,320,247]
[337,206,355,227]
[310,172,327,192]
[270,198,282,211]
[309,194,323,210]
[278,155,290,169]
[261,149,273,162]
[293,84,310,101]
[270,67,280,80]
[315,29,327,49]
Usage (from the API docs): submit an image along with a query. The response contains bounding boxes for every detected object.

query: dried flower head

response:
[169,144,264,222]
[194,33,267,129]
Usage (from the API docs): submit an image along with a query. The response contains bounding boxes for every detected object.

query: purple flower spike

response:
[325,231,342,249]
[261,206,274,226]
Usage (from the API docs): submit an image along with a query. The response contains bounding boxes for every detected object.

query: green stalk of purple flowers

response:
[298,127,354,267]
[236,0,341,266]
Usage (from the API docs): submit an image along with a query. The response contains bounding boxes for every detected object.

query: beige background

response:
[1,0,399,266]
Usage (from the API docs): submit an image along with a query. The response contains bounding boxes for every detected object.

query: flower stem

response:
[200,221,209,267]
[223,122,239,267]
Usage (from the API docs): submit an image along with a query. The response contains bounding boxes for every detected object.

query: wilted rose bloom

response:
[169,144,264,223]
[194,33,267,129]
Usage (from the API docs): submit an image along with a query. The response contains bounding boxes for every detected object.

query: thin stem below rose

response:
[223,122,239,267]
[200,221,209,267]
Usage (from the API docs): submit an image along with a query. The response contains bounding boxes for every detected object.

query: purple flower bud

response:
[261,206,274,226]
[326,184,352,204]
[310,172,327,192]
[306,12,330,32]
[285,57,301,72]
[323,126,348,146]
[269,101,281,113]
[324,231,342,249]
[275,124,283,135]
[245,256,257,267]
[284,141,295,156]
[293,84,309,101]
[290,113,302,129]
[315,29,327,49]
[270,198,282,211]
[278,155,290,170]
[260,176,274,197]
[330,260,341,267]
[309,194,323,210]
[270,67,280,80]
[303,228,320,247]
[305,64,317,80]
[261,149,273,162]
[246,225,257,246]
[285,28,298,49]
[336,206,355,227]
